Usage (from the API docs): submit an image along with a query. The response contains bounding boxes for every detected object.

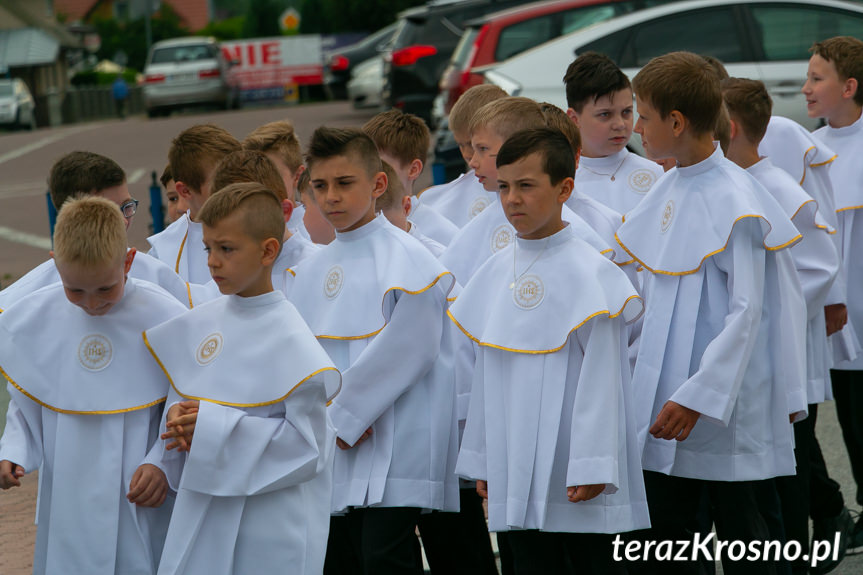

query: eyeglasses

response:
[119,199,139,218]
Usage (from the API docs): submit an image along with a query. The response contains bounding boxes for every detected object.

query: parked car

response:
[324,22,398,100]
[347,56,386,109]
[143,37,239,118]
[382,0,536,125]
[0,78,36,130]
[437,0,675,120]
[480,0,863,131]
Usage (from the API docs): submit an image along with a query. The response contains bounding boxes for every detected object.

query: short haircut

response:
[159,163,173,188]
[496,128,575,186]
[53,196,127,267]
[539,102,581,153]
[721,77,772,144]
[377,160,407,212]
[212,150,288,201]
[632,51,721,135]
[198,182,285,248]
[297,168,311,198]
[563,51,631,112]
[701,55,730,80]
[168,124,241,193]
[363,109,429,168]
[715,102,731,155]
[48,151,126,210]
[449,84,508,134]
[243,120,303,172]
[468,97,546,141]
[811,36,863,106]
[306,126,382,178]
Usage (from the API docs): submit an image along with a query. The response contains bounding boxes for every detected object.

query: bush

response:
[71,68,138,87]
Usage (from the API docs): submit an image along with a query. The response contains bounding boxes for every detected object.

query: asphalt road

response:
[0,103,860,573]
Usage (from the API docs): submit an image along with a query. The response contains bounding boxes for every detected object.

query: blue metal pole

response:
[46,191,57,247]
[149,170,164,234]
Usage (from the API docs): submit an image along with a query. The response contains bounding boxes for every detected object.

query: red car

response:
[438,0,674,115]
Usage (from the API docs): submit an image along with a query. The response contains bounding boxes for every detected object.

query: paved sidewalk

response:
[0,469,36,574]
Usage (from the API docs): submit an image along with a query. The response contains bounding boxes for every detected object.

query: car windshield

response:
[0,84,13,96]
[151,45,216,64]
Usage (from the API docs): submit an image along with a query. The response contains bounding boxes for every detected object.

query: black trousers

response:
[505,530,627,575]
[628,471,777,575]
[831,369,863,507]
[417,488,499,575]
[324,507,423,575]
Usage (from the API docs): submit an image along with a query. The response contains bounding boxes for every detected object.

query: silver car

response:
[0,78,36,130]
[143,37,239,118]
[481,0,863,131]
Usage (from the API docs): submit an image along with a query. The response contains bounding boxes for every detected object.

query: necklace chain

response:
[510,237,550,289]
[580,154,628,181]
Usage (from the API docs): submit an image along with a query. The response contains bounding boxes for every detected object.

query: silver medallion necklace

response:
[580,154,628,181]
[510,237,550,289]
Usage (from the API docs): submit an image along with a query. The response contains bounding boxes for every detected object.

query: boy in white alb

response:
[242,119,311,238]
[419,85,505,228]
[805,36,863,554]
[363,109,460,247]
[286,127,458,575]
[723,78,844,573]
[144,183,339,575]
[451,128,648,574]
[441,97,617,286]
[147,124,241,284]
[0,197,186,575]
[618,52,807,575]
[0,151,190,311]
[297,169,336,245]
[564,52,663,216]
[378,161,445,257]
[189,150,320,305]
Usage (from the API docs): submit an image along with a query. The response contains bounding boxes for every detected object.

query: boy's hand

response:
[476,480,488,500]
[336,427,373,450]
[127,463,169,507]
[0,460,25,489]
[162,400,199,452]
[825,304,848,336]
[650,401,700,441]
[567,484,604,503]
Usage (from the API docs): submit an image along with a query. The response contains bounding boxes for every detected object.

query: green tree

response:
[92,3,190,72]
[243,0,284,37]
[197,16,246,41]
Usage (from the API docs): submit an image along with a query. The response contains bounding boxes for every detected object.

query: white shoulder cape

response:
[759,115,836,186]
[449,224,642,353]
[0,279,186,412]
[418,170,498,228]
[144,291,340,405]
[616,146,801,275]
[748,158,833,233]
[814,113,863,212]
[441,198,614,286]
[285,214,454,339]
[147,213,190,273]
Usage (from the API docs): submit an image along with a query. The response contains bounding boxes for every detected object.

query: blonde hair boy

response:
[449,84,508,161]
[53,196,128,268]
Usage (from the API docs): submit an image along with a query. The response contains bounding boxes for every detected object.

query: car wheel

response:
[27,109,36,130]
[147,107,160,119]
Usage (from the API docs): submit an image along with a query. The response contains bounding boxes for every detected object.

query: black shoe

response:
[846,511,863,556]
[810,507,855,574]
